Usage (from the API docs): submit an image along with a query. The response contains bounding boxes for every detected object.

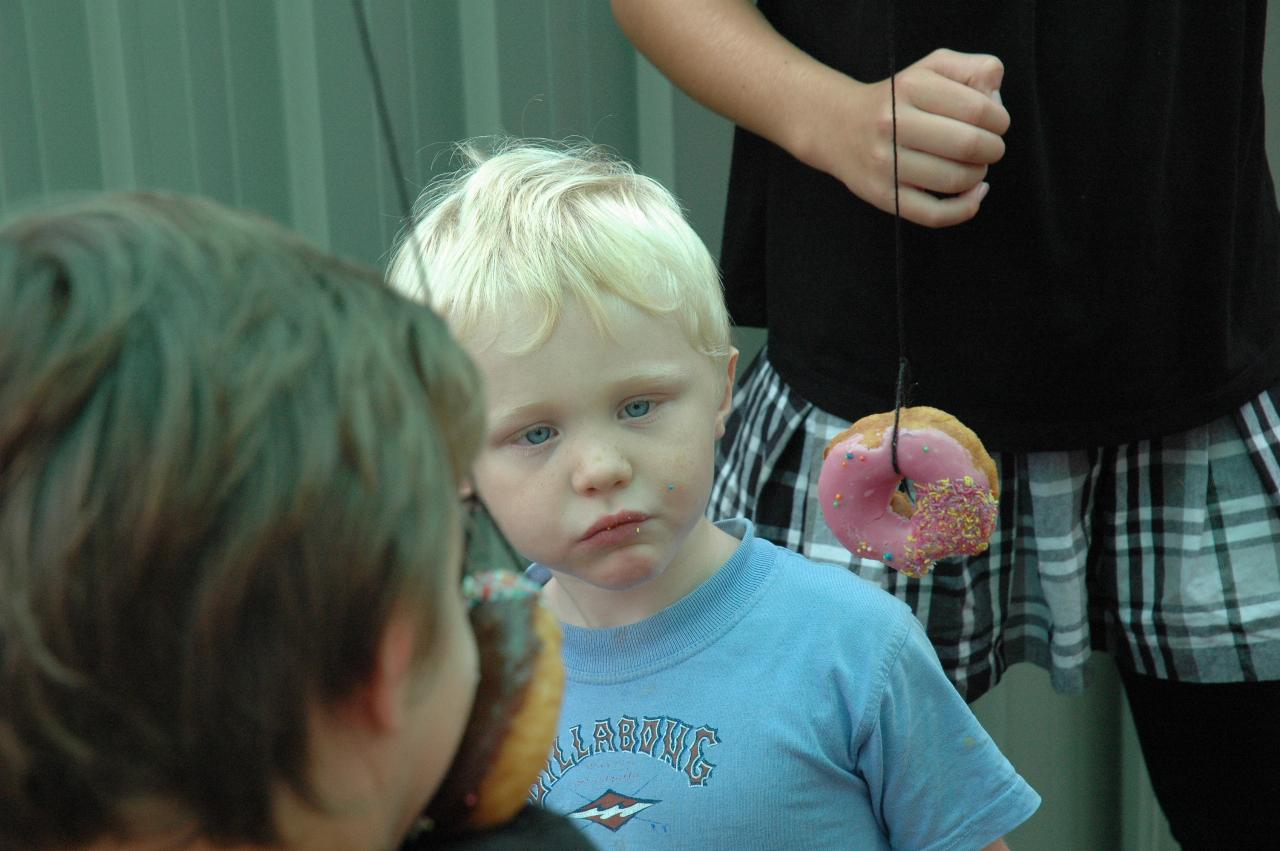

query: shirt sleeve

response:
[854,616,1041,850]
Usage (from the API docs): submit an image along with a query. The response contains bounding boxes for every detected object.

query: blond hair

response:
[390,138,731,363]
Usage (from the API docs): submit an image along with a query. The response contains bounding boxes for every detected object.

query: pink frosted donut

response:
[818,407,1000,578]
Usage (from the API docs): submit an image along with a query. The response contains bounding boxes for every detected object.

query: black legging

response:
[1118,669,1280,850]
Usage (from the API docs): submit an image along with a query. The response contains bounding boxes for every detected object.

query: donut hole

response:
[889,480,917,518]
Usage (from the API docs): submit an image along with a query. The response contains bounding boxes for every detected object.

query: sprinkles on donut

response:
[818,406,999,577]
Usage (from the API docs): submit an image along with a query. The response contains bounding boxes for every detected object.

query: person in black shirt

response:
[614,2,1280,847]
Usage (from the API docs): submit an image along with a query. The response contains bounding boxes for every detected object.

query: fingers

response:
[880,50,1009,225]
[876,82,1003,198]
[892,146,989,196]
[917,47,1004,97]
[817,48,1008,228]
[899,70,1010,140]
[851,153,991,228]
[896,181,990,228]
[892,103,1006,168]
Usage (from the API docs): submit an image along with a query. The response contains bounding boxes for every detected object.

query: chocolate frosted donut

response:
[411,571,564,841]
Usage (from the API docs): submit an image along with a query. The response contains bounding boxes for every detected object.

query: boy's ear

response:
[347,613,419,734]
[714,347,739,440]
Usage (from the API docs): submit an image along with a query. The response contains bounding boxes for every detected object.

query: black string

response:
[350,3,527,575]
[350,0,428,293]
[351,0,414,220]
[888,1,910,476]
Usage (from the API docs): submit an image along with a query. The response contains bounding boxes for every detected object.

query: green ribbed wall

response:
[0,0,733,269]
[9,2,1277,848]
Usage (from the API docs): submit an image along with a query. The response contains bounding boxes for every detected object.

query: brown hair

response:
[0,192,484,847]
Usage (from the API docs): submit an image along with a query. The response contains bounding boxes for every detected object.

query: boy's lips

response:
[580,510,650,542]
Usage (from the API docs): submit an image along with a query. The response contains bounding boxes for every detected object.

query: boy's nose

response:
[570,443,632,495]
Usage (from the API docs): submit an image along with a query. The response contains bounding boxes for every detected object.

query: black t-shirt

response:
[722,0,1280,451]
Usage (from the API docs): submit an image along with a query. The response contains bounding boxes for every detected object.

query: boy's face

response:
[386,531,479,840]
[410,560,478,807]
[468,299,734,604]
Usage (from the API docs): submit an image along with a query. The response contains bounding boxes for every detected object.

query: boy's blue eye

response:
[623,399,652,418]
[520,425,553,446]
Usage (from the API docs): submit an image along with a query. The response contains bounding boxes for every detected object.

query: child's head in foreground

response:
[391,140,740,627]
[0,192,484,850]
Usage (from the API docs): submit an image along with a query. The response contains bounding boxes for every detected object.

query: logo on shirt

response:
[531,714,720,805]
[568,790,660,831]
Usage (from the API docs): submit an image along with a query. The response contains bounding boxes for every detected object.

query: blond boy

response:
[392,141,1039,850]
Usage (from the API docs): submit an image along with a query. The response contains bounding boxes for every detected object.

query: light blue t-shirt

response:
[527,520,1040,850]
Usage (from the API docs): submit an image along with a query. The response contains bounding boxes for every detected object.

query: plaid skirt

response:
[710,351,1280,701]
